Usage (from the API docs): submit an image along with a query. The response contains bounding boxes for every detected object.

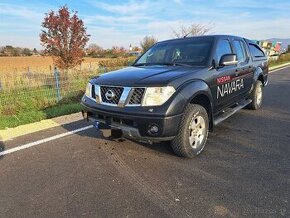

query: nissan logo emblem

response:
[105,89,115,101]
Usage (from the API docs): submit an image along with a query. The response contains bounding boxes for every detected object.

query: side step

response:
[213,99,252,126]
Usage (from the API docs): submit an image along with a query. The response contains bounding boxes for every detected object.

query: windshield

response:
[135,37,213,67]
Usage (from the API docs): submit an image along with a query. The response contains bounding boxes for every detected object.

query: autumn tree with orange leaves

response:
[40,6,90,69]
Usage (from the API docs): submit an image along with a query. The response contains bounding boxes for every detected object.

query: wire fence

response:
[0,66,124,115]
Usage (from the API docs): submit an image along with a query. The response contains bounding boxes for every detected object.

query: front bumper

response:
[81,98,183,142]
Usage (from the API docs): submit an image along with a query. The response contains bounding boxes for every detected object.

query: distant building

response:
[254,40,282,56]
[128,44,142,57]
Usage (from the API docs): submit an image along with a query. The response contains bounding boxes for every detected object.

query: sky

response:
[0,0,290,49]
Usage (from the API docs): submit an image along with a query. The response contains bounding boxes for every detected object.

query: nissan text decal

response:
[217,76,244,99]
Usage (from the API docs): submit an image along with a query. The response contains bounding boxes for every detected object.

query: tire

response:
[171,104,209,158]
[247,80,263,110]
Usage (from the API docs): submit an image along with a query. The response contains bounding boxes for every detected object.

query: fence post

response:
[54,67,62,102]
[27,66,31,78]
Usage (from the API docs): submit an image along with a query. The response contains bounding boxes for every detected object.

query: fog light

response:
[148,124,159,135]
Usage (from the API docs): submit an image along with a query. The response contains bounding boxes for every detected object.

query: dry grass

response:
[0,56,134,75]
[0,56,134,91]
[0,56,134,117]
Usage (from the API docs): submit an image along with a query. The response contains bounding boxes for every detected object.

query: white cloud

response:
[0,3,44,21]
[1,0,290,49]
[214,18,290,39]
[87,0,151,15]
[217,0,290,10]
[84,14,153,27]
[88,26,145,48]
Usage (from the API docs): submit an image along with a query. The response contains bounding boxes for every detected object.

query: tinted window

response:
[233,40,247,63]
[135,37,214,66]
[249,44,265,58]
[216,40,232,64]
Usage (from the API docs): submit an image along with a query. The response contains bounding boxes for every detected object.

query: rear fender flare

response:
[250,67,264,92]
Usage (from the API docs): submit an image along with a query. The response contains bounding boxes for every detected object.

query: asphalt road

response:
[0,67,289,218]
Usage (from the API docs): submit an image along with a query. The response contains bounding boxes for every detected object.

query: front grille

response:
[100,86,124,105]
[128,88,145,105]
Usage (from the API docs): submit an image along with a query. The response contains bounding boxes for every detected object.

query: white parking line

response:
[0,125,93,157]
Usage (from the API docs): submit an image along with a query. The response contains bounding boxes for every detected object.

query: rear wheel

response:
[171,104,209,158]
[247,80,263,110]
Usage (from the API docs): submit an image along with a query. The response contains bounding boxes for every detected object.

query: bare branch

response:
[172,23,215,38]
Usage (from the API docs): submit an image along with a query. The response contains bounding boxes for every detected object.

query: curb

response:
[0,112,83,142]
[269,62,290,71]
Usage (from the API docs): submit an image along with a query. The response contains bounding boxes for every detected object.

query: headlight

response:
[142,86,175,106]
[85,83,92,97]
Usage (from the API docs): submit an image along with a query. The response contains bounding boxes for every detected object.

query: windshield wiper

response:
[133,63,154,67]
[133,62,192,67]
[159,62,193,67]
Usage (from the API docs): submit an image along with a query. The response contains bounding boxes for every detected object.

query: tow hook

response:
[93,121,123,139]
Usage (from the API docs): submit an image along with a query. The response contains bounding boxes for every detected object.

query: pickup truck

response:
[81,35,268,158]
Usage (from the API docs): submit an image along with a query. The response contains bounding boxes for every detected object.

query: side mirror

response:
[219,54,238,67]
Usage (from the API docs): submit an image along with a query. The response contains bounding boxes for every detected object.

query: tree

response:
[23,48,32,56]
[33,48,38,54]
[12,47,21,56]
[40,6,90,69]
[140,36,158,53]
[132,46,141,52]
[86,43,102,57]
[287,45,290,53]
[172,23,214,38]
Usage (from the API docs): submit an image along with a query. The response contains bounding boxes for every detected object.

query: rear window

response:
[249,44,265,58]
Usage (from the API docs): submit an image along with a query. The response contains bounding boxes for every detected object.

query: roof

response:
[158,34,248,44]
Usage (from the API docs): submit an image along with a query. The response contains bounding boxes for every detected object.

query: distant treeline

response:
[0,46,40,57]
[0,44,141,58]
[86,43,141,58]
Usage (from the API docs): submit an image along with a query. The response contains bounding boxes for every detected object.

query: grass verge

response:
[269,60,290,68]
[0,102,82,130]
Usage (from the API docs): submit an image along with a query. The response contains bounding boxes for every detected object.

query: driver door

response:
[211,38,238,113]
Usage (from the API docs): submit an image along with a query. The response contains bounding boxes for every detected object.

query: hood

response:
[93,66,205,87]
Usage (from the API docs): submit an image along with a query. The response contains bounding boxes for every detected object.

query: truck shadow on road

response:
[78,125,177,157]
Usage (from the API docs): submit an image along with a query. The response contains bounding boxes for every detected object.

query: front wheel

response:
[247,80,263,110]
[171,104,209,158]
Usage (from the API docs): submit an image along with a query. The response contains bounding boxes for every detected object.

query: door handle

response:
[235,69,239,76]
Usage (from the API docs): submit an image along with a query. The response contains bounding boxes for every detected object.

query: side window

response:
[216,39,232,64]
[249,44,265,58]
[233,40,247,63]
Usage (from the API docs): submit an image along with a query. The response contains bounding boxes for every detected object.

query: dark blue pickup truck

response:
[81,35,268,158]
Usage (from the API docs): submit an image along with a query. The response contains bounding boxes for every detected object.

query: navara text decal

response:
[217,76,244,99]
